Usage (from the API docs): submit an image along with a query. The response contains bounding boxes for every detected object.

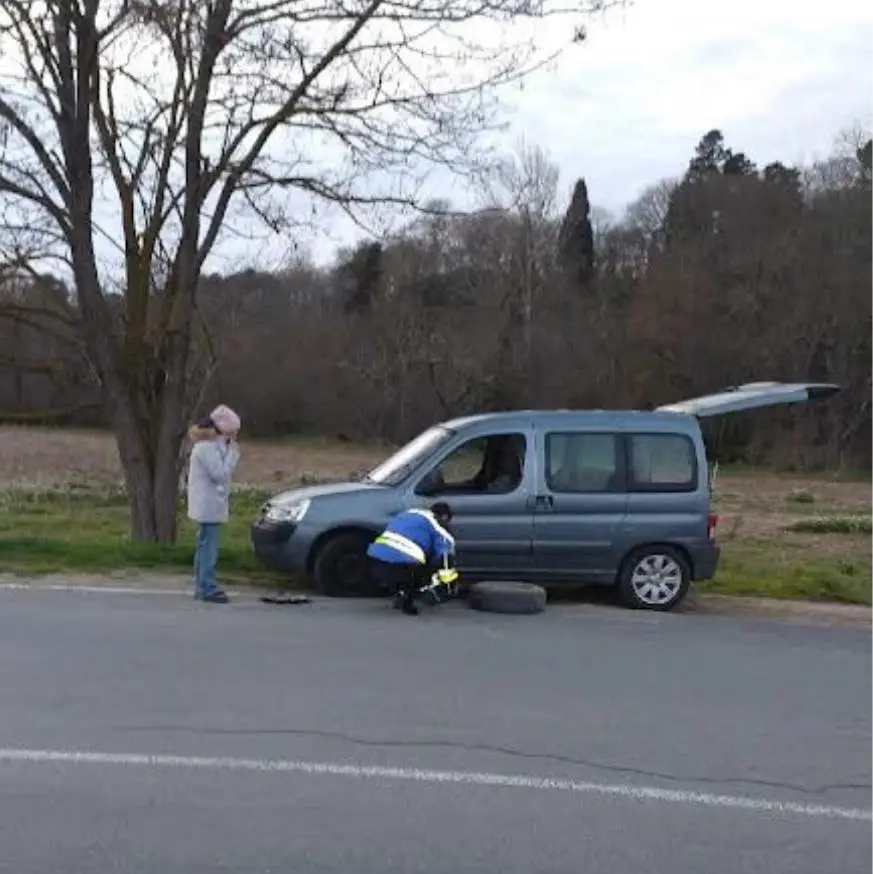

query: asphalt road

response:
[0,587,869,874]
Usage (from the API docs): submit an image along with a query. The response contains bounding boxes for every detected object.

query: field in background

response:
[0,426,869,604]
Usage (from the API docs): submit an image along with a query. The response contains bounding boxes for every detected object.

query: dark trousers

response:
[371,559,431,614]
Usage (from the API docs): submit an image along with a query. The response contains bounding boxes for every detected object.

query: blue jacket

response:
[367,509,455,566]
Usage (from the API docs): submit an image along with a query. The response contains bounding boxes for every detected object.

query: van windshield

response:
[365,426,454,486]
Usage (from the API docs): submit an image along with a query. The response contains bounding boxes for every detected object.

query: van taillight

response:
[707,513,719,540]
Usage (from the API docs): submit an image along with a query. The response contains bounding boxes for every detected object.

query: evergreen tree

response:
[341,242,384,313]
[557,178,595,288]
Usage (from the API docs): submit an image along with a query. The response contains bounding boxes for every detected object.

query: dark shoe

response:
[392,593,403,610]
[401,603,419,616]
[201,591,229,604]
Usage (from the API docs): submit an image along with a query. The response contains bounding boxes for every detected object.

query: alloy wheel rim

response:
[631,554,683,605]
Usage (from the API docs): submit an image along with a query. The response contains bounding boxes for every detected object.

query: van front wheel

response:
[313,532,377,598]
[618,547,690,611]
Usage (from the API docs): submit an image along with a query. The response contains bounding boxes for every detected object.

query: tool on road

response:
[259,593,311,605]
[416,559,462,606]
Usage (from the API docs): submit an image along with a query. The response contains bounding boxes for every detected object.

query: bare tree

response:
[480,139,561,401]
[0,0,604,541]
[803,124,871,194]
[624,177,677,239]
[588,204,613,248]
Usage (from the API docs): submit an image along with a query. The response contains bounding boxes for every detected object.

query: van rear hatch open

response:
[656,382,840,418]
[657,381,840,543]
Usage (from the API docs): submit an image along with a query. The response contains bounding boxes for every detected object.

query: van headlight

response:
[262,498,311,523]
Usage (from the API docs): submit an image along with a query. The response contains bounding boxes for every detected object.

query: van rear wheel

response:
[618,547,690,611]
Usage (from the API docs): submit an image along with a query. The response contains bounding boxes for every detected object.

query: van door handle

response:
[528,494,554,510]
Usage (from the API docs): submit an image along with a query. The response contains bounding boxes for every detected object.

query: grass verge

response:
[696,539,871,605]
[1,481,870,605]
[0,485,282,582]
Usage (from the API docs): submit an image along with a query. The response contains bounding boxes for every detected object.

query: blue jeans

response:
[193,523,222,598]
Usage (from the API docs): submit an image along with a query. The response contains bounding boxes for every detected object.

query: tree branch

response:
[196,0,387,271]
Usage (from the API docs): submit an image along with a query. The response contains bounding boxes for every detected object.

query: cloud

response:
[3,0,868,271]
[303,0,870,264]
[502,0,872,216]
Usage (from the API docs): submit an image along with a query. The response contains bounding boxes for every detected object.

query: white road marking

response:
[0,747,868,822]
[0,583,235,597]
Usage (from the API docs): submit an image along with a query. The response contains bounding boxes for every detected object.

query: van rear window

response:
[629,434,697,492]
[545,432,621,493]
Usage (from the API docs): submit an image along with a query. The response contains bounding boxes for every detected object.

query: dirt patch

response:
[716,474,870,509]
[235,440,386,488]
[715,474,870,532]
[0,427,123,488]
[1,427,866,505]
[712,472,870,568]
[0,426,387,489]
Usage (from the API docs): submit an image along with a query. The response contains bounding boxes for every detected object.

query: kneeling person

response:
[367,503,455,616]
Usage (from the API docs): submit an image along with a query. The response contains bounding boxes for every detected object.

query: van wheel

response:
[313,532,377,598]
[618,547,690,611]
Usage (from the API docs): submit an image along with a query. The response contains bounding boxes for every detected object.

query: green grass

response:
[785,515,872,535]
[0,485,282,581]
[698,539,871,605]
[0,483,870,605]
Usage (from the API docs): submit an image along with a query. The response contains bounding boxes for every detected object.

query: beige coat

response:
[186,426,240,524]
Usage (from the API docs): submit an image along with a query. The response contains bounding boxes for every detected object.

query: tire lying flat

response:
[467,581,547,615]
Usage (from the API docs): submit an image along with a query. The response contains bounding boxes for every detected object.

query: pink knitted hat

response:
[209,404,241,435]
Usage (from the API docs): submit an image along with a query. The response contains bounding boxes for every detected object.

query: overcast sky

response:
[8,0,867,275]
[514,0,872,211]
[247,0,870,270]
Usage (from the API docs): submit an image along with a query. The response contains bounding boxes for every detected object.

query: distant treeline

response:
[1,129,870,470]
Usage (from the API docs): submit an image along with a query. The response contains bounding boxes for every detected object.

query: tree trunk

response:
[111,390,185,544]
[117,434,183,544]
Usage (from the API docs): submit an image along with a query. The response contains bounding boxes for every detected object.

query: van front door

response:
[402,429,535,578]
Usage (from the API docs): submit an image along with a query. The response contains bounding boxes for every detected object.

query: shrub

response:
[786,488,816,505]
[786,516,872,535]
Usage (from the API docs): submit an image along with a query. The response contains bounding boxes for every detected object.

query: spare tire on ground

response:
[467,581,547,615]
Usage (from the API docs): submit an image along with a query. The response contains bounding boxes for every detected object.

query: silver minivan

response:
[251,382,837,611]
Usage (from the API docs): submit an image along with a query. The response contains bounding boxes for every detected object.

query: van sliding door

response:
[530,429,628,583]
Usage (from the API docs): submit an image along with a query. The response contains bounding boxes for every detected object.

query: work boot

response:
[201,590,229,604]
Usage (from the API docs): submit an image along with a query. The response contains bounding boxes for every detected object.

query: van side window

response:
[415,433,527,497]
[545,433,620,493]
[629,433,697,492]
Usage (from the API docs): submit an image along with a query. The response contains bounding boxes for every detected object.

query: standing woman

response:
[186,405,241,604]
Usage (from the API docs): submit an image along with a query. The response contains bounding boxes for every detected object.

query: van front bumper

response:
[250,519,311,574]
[691,542,720,581]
